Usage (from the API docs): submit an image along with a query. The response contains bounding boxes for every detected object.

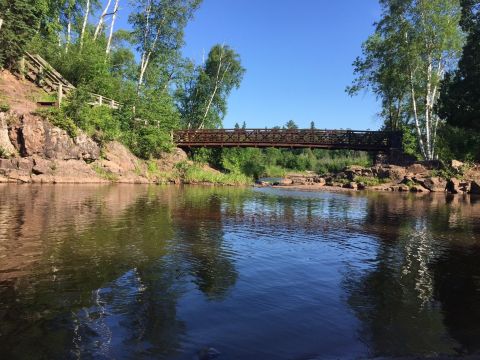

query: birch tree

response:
[176,44,245,129]
[349,0,463,160]
[105,0,119,54]
[93,0,112,40]
[79,0,90,48]
[129,0,201,92]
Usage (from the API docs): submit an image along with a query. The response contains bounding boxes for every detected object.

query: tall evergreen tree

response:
[0,0,44,68]
[438,1,480,131]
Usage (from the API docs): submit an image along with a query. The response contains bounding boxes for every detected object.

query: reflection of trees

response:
[431,246,480,354]
[0,186,183,358]
[0,185,247,358]
[174,187,239,300]
[345,194,480,357]
[3,185,480,358]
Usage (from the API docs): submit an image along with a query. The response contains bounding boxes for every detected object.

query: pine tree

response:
[438,1,480,131]
[0,0,43,68]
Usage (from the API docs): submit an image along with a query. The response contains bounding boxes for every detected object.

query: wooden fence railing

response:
[23,52,120,109]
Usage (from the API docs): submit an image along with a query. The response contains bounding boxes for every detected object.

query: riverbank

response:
[257,162,480,195]
[2,110,479,193]
[0,110,251,185]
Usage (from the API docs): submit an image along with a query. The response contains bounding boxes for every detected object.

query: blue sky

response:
[117,0,382,129]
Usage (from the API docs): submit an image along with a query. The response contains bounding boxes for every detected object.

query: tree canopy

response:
[348,0,464,160]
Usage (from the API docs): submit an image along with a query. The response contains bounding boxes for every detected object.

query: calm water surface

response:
[1,185,480,359]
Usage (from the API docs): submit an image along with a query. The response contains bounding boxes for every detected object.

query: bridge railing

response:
[173,129,402,151]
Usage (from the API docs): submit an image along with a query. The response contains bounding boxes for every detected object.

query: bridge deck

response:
[173,129,402,152]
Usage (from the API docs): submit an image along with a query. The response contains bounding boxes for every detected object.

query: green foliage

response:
[263,165,287,178]
[176,161,252,185]
[221,148,265,179]
[0,0,44,68]
[62,87,120,142]
[0,147,8,158]
[315,151,372,175]
[348,0,464,160]
[436,125,480,161]
[32,107,78,138]
[354,176,389,186]
[0,103,10,112]
[130,0,202,90]
[285,120,298,129]
[195,147,373,180]
[398,123,420,159]
[126,126,173,159]
[176,44,245,129]
[438,1,480,131]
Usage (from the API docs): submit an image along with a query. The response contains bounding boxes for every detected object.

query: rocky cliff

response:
[0,111,188,184]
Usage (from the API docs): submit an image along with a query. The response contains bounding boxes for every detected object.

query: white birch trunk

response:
[410,70,428,160]
[198,47,231,129]
[65,17,72,53]
[80,0,91,49]
[94,0,112,40]
[137,1,153,91]
[424,61,433,160]
[105,0,120,54]
[0,18,3,32]
[198,49,224,129]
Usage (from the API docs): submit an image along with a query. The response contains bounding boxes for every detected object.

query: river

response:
[1,184,479,359]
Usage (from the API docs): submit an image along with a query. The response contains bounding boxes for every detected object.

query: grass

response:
[354,176,389,187]
[28,92,57,103]
[145,160,175,183]
[92,164,119,182]
[262,165,287,178]
[0,147,8,158]
[0,103,10,112]
[177,162,252,185]
[315,153,372,175]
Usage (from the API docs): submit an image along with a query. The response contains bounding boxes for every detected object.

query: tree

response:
[129,0,201,92]
[106,0,120,54]
[438,0,480,131]
[176,44,245,129]
[93,0,112,40]
[0,0,45,68]
[285,119,298,129]
[348,0,463,160]
[310,121,316,130]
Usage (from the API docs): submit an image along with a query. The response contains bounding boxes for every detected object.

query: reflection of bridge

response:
[173,129,403,152]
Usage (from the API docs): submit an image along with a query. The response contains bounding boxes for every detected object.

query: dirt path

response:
[0,70,48,115]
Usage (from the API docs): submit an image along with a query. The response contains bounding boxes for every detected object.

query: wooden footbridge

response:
[173,129,403,152]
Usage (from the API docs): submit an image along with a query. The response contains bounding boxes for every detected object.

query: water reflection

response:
[0,185,480,359]
[346,193,480,357]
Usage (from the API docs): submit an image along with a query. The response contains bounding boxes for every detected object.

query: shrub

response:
[0,103,10,112]
[354,176,388,186]
[176,162,252,185]
[32,108,78,138]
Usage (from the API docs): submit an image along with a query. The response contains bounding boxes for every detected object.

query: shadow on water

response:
[1,185,480,359]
